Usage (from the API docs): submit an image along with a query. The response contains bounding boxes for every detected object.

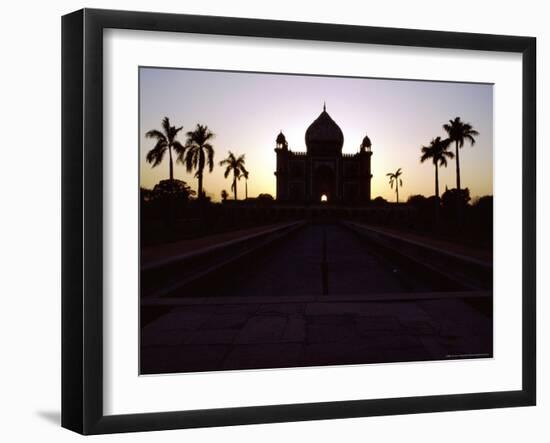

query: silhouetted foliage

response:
[256,193,275,205]
[220,151,248,200]
[221,189,229,202]
[404,194,440,231]
[140,179,195,238]
[151,179,195,201]
[180,124,215,199]
[242,169,250,199]
[443,117,479,191]
[469,195,493,247]
[407,194,427,206]
[441,187,471,212]
[386,168,403,203]
[472,195,493,211]
[372,196,388,206]
[257,193,274,200]
[145,117,185,183]
[420,136,453,198]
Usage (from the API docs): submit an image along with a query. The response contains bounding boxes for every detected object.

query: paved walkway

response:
[141,222,492,374]
[141,297,492,374]
[142,222,297,268]
[354,223,492,264]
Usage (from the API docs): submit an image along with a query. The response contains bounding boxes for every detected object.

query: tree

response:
[242,169,250,200]
[219,151,247,200]
[443,117,479,191]
[420,136,454,198]
[407,194,427,206]
[145,117,185,184]
[257,193,274,201]
[372,196,388,206]
[180,124,215,199]
[221,189,229,202]
[441,187,471,212]
[386,168,403,203]
[151,179,195,201]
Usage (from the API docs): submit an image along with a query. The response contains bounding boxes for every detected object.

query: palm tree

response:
[242,169,250,200]
[443,117,479,191]
[145,117,185,185]
[420,136,454,199]
[386,168,403,203]
[219,151,247,200]
[180,124,215,199]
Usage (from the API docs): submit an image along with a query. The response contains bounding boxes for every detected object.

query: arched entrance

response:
[313,164,336,202]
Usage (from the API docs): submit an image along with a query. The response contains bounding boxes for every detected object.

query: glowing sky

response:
[140,67,493,202]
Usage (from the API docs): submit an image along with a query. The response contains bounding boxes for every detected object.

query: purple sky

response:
[140,67,493,202]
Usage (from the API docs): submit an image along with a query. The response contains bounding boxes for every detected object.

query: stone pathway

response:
[141,297,492,374]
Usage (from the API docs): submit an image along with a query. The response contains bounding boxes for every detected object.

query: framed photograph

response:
[62,8,536,434]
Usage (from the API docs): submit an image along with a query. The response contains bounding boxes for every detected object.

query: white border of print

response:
[103,28,522,415]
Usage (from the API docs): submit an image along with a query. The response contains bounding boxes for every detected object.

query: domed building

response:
[274,104,373,204]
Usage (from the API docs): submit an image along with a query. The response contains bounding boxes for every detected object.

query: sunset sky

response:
[139,67,493,202]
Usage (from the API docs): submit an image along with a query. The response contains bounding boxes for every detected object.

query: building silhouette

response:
[274,104,373,204]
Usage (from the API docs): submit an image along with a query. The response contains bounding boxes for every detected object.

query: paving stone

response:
[141,328,193,347]
[143,307,214,332]
[439,335,493,358]
[355,316,401,337]
[214,303,260,315]
[419,299,488,325]
[234,315,287,344]
[185,328,238,345]
[282,315,306,342]
[375,303,432,322]
[140,292,491,372]
[257,303,305,315]
[401,320,438,336]
[222,343,305,370]
[305,302,429,321]
[306,303,363,316]
[378,346,433,363]
[304,343,384,366]
[140,344,229,374]
[359,334,422,350]
[200,312,250,330]
[307,315,351,325]
[419,337,451,359]
[307,322,360,344]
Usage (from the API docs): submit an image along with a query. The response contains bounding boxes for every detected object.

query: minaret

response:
[359,134,373,202]
[274,131,289,201]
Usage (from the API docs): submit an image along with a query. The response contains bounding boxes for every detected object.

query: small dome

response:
[276,131,288,149]
[361,134,371,151]
[305,104,344,154]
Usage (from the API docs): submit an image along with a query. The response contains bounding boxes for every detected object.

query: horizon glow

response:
[139,67,493,202]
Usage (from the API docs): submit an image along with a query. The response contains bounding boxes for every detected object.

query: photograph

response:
[139,67,494,375]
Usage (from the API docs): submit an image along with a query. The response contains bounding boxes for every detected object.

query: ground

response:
[141,296,491,374]
[141,222,492,374]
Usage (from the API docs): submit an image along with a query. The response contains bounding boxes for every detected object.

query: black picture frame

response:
[62,8,536,435]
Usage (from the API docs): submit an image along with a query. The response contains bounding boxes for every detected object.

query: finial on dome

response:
[323,101,326,112]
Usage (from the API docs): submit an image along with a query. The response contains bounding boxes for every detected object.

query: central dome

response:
[305,104,344,155]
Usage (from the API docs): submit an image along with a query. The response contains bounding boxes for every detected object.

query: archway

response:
[313,164,336,202]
